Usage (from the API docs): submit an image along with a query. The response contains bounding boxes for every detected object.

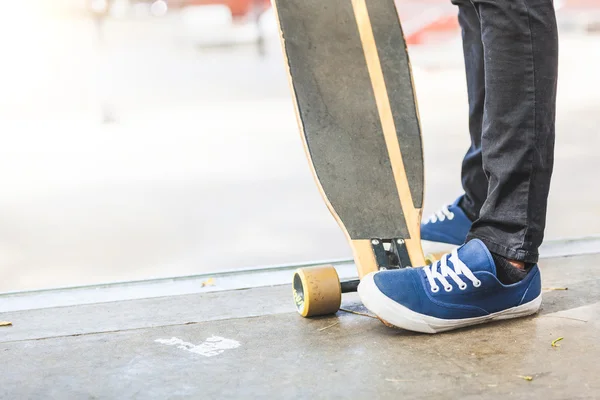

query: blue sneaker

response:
[358,239,542,333]
[421,196,473,245]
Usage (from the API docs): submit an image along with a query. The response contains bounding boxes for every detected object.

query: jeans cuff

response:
[458,195,478,222]
[465,234,539,264]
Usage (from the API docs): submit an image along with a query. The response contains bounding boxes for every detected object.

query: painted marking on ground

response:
[155,336,241,357]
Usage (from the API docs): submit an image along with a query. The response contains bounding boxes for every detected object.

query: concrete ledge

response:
[2,236,600,313]
[1,251,599,399]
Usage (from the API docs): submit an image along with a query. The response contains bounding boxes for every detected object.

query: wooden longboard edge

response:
[351,0,425,267]
[272,0,425,276]
[351,240,378,278]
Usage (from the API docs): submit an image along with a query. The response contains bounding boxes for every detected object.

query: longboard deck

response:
[274,0,425,277]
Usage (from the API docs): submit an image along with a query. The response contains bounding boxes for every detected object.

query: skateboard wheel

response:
[424,251,448,265]
[292,265,341,318]
[424,253,438,265]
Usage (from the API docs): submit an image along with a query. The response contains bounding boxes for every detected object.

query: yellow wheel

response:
[424,253,437,265]
[292,265,341,317]
[424,251,449,265]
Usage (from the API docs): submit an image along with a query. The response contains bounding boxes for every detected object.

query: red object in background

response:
[405,14,460,45]
[394,0,460,45]
[169,0,271,18]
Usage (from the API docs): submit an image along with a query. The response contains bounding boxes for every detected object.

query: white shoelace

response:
[427,205,455,223]
[424,249,482,293]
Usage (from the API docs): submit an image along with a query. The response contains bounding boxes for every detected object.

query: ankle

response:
[507,259,525,270]
[490,253,529,285]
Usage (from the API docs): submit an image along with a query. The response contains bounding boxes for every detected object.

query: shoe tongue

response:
[455,239,497,275]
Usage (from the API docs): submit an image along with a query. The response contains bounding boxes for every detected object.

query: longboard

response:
[273,0,426,317]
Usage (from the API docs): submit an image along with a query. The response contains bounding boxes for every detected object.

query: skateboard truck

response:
[292,238,414,318]
[371,238,412,270]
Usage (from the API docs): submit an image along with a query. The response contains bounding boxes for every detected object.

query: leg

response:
[454,0,488,222]
[419,0,487,245]
[358,0,558,333]
[466,0,559,263]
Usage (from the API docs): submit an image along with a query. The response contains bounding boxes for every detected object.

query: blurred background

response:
[0,0,598,292]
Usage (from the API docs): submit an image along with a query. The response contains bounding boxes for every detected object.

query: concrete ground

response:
[0,3,599,292]
[1,251,599,399]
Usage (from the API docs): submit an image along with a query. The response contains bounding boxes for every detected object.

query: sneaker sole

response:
[358,272,542,334]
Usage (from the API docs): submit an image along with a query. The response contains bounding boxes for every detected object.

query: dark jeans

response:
[452,0,559,263]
